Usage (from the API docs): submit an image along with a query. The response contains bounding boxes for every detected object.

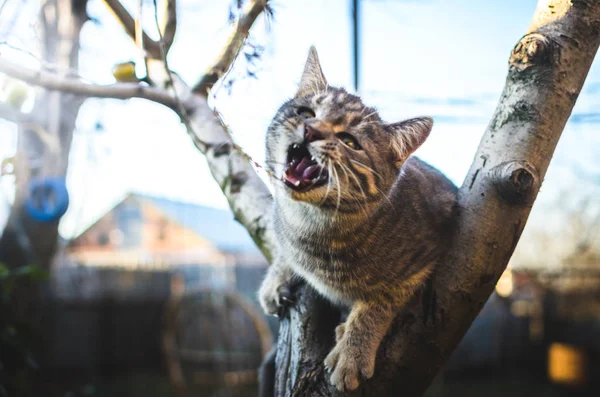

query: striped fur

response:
[259,47,458,392]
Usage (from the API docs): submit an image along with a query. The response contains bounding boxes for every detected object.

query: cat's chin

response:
[284,184,330,202]
[283,178,328,193]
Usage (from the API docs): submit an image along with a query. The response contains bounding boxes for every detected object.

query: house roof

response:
[133,193,261,254]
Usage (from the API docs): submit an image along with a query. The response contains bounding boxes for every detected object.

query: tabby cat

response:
[259,47,457,391]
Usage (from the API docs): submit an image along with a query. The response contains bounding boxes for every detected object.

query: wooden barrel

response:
[163,277,272,396]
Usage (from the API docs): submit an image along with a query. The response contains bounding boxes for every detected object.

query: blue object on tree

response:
[24,177,70,222]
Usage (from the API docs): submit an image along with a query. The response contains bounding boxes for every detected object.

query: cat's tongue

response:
[283,156,312,187]
[295,156,313,177]
[283,152,328,191]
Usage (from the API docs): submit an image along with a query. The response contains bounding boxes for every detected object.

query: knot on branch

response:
[510,33,553,70]
[212,143,232,157]
[490,161,539,205]
[192,72,219,96]
[230,171,249,193]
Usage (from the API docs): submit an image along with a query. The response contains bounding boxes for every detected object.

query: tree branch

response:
[270,1,600,396]
[101,0,163,59]
[192,0,270,96]
[170,82,277,261]
[0,57,178,109]
[136,0,276,258]
[159,0,177,53]
[0,34,277,265]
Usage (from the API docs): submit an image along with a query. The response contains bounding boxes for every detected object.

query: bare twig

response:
[192,0,269,96]
[148,0,276,182]
[212,106,278,181]
[0,56,177,109]
[2,0,277,265]
[146,1,279,257]
[160,0,177,53]
[135,0,145,57]
[101,0,162,59]
[0,0,10,18]
[0,0,27,38]
[0,41,84,78]
[147,0,207,152]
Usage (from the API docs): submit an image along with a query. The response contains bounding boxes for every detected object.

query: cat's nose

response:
[305,125,324,143]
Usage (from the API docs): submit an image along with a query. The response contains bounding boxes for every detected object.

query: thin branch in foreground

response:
[149,0,277,182]
[0,57,177,109]
[159,0,177,53]
[135,0,145,58]
[212,107,279,182]
[101,0,162,59]
[192,0,270,96]
[147,0,212,152]
[0,41,85,78]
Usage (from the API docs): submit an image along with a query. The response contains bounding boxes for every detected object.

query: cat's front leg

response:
[258,258,295,316]
[324,300,395,391]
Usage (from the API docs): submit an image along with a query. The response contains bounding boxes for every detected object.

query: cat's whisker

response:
[318,160,334,207]
[348,159,395,210]
[331,164,343,219]
[338,162,370,216]
[259,47,460,393]
[268,160,287,166]
[363,110,378,120]
[374,184,396,212]
[350,159,384,181]
[343,166,370,209]
[282,119,298,132]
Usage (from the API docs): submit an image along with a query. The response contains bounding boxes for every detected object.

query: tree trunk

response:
[0,0,87,271]
[0,1,87,395]
[267,1,600,396]
[1,1,598,395]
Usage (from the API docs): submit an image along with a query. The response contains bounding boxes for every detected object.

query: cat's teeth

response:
[294,180,300,187]
[292,144,299,149]
[310,156,315,161]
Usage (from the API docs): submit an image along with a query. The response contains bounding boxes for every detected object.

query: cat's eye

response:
[297,106,315,119]
[336,132,362,150]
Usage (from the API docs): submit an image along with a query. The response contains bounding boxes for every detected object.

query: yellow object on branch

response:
[3,80,29,109]
[112,61,138,83]
[1,157,15,176]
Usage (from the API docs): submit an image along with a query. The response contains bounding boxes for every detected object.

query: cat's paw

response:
[334,323,346,343]
[324,341,375,392]
[258,275,294,317]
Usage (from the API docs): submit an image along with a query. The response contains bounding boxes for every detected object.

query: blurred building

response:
[54,193,267,299]
[66,193,264,269]
[436,265,600,396]
[45,194,271,395]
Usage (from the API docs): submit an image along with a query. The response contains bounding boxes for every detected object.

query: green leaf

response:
[12,265,49,281]
[0,263,9,279]
[2,278,15,299]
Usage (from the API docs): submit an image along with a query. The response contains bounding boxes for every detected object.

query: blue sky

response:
[0,0,599,264]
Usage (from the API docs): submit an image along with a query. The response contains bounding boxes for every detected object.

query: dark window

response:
[158,219,168,241]
[98,233,109,246]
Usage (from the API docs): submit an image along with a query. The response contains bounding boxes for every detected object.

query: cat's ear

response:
[385,117,433,167]
[295,46,328,98]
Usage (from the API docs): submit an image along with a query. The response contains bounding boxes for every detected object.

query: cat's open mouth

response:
[283,143,329,192]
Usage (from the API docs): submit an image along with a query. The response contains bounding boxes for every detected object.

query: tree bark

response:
[2,0,598,395]
[0,0,88,271]
[0,1,88,395]
[269,1,600,396]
